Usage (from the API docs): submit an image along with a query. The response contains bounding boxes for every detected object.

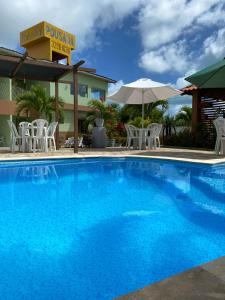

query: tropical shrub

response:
[87,100,120,139]
[16,85,64,122]
[164,123,214,149]
[86,100,114,123]
[128,117,152,128]
[119,100,168,124]
[175,106,192,126]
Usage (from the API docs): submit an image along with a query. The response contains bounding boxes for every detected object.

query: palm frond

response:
[16,85,65,122]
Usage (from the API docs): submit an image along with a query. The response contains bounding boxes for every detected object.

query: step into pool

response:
[0,157,225,299]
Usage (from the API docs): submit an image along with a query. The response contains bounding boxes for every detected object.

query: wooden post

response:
[55,80,59,149]
[192,89,201,135]
[73,68,79,153]
[73,60,85,153]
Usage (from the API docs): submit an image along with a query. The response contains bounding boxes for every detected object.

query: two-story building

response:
[0,49,115,147]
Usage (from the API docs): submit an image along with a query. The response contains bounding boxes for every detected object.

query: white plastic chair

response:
[124,124,130,148]
[213,117,225,155]
[46,122,58,151]
[19,122,31,135]
[31,119,48,152]
[125,124,142,149]
[19,122,32,152]
[124,124,129,148]
[78,136,83,148]
[7,120,22,152]
[146,123,162,149]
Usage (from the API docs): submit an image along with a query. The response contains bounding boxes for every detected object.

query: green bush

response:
[164,129,193,147]
[163,124,215,149]
[128,117,152,128]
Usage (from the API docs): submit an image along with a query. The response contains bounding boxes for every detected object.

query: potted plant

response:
[87,100,114,127]
[95,118,104,127]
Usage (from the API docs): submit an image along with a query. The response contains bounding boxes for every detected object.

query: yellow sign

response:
[51,40,71,55]
[20,21,76,65]
[20,22,44,46]
[45,22,75,48]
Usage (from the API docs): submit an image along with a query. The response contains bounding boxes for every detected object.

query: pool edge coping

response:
[0,153,224,165]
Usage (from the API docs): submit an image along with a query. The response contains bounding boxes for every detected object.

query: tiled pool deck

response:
[116,256,225,300]
[0,147,225,164]
[0,146,225,299]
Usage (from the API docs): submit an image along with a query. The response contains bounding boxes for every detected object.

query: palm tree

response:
[175,106,192,126]
[86,100,117,124]
[145,100,168,115]
[119,104,141,123]
[16,85,64,122]
[163,115,176,135]
[119,100,168,123]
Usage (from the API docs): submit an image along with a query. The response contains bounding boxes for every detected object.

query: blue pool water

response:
[0,157,225,299]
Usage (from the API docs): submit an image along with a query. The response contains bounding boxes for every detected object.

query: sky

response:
[0,0,225,115]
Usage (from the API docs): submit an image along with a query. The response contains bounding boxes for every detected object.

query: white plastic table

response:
[136,128,150,150]
[19,125,48,153]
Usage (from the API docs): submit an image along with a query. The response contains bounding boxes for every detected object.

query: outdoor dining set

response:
[125,123,162,150]
[214,117,225,155]
[7,119,58,153]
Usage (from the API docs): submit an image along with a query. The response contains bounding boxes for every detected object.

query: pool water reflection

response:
[0,158,224,299]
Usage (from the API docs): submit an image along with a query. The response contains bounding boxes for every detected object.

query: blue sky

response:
[1,0,225,115]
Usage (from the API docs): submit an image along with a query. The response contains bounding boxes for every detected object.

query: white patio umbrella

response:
[108,78,181,128]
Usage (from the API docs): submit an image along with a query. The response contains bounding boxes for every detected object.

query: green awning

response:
[185,58,225,88]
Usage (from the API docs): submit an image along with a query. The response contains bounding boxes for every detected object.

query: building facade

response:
[0,49,115,147]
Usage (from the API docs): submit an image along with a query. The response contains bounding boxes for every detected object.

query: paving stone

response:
[116,257,225,300]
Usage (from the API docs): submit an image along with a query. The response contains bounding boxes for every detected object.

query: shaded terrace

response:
[181,84,225,148]
[0,48,87,152]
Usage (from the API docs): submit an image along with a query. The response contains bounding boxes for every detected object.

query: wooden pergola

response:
[0,51,87,153]
[181,85,225,146]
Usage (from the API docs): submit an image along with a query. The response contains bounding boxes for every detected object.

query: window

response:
[91,87,105,101]
[78,84,88,97]
[70,83,88,98]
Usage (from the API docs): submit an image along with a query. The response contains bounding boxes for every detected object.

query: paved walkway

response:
[0,147,225,164]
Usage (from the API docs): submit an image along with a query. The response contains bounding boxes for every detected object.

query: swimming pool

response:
[0,157,225,299]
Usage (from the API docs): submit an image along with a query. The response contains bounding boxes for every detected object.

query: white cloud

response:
[176,27,225,85]
[137,0,224,74]
[166,104,183,116]
[166,95,192,116]
[197,3,225,26]
[139,41,188,74]
[175,77,189,89]
[175,68,197,88]
[138,0,221,50]
[108,79,124,96]
[201,28,225,63]
[0,0,143,50]
[174,28,225,89]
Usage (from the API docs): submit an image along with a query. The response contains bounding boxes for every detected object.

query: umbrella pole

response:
[141,90,144,129]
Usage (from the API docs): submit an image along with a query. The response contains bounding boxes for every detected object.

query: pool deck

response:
[0,147,225,164]
[1,146,225,299]
[116,256,225,300]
